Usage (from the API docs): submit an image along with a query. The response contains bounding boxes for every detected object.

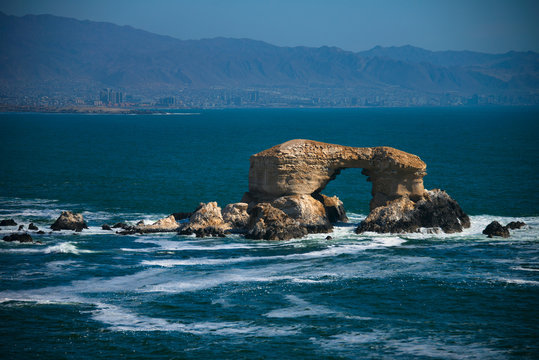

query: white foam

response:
[265,295,371,320]
[140,236,407,268]
[386,336,505,359]
[512,266,539,272]
[497,277,539,286]
[134,238,270,251]
[44,242,93,254]
[91,302,298,335]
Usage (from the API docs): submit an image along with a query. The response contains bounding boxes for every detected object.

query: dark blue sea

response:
[0,108,538,359]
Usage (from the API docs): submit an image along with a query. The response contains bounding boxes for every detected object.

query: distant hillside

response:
[1,11,538,102]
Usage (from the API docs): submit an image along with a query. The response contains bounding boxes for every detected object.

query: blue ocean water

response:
[0,108,538,359]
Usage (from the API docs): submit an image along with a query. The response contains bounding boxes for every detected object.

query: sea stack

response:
[239,139,469,239]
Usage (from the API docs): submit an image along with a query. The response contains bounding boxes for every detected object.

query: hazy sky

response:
[2,0,538,53]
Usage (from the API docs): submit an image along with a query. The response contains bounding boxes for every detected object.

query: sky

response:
[1,0,538,53]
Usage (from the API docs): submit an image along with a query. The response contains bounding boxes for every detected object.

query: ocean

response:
[0,107,538,359]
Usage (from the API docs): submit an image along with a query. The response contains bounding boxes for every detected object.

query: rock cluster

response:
[0,219,17,226]
[178,202,232,237]
[4,140,482,242]
[483,220,526,238]
[245,203,308,240]
[356,189,470,234]
[172,139,474,240]
[136,215,180,233]
[51,211,88,232]
[3,233,33,243]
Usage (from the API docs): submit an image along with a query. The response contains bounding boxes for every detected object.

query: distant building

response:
[157,96,176,107]
[99,88,125,105]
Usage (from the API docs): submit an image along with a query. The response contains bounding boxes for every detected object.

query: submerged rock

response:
[51,211,88,232]
[18,225,24,231]
[356,189,470,234]
[3,233,33,243]
[28,223,38,231]
[178,202,231,237]
[245,203,308,241]
[506,221,526,230]
[0,219,17,226]
[483,221,510,238]
[101,224,112,231]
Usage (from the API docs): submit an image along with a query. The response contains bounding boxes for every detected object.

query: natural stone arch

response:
[242,139,427,210]
[182,139,469,240]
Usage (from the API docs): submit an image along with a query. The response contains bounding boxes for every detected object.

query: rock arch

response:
[182,139,469,240]
[242,139,427,210]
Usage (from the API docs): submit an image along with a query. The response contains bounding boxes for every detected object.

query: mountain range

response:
[1,11,538,103]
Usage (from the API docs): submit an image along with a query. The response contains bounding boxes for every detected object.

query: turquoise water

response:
[0,108,538,359]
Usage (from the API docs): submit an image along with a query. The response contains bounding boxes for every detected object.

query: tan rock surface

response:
[222,202,249,228]
[136,215,179,233]
[356,189,470,234]
[242,139,426,210]
[245,203,308,241]
[271,195,331,232]
[51,211,88,232]
[179,202,231,236]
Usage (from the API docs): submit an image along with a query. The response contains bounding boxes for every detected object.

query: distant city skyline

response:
[2,0,539,54]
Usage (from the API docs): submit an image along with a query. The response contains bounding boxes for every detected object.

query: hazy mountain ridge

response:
[1,11,538,101]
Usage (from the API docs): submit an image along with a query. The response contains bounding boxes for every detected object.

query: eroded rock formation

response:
[3,233,33,243]
[239,139,469,239]
[242,139,426,210]
[178,202,232,237]
[175,139,469,240]
[136,215,180,233]
[356,189,470,234]
[51,211,88,232]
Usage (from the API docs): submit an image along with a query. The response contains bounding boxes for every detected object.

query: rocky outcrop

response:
[222,203,250,229]
[356,190,470,234]
[116,215,181,235]
[171,212,193,221]
[271,195,332,233]
[3,233,33,243]
[245,203,308,241]
[51,211,88,232]
[506,221,526,230]
[178,202,231,237]
[483,221,510,238]
[312,193,348,223]
[482,220,526,238]
[135,215,180,233]
[242,139,426,210]
[28,223,38,231]
[0,219,17,226]
[238,139,469,239]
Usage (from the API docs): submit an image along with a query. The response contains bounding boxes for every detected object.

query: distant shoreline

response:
[1,104,538,115]
[0,105,175,115]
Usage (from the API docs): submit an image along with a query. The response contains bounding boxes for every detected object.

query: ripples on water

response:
[1,108,538,358]
[0,198,538,359]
